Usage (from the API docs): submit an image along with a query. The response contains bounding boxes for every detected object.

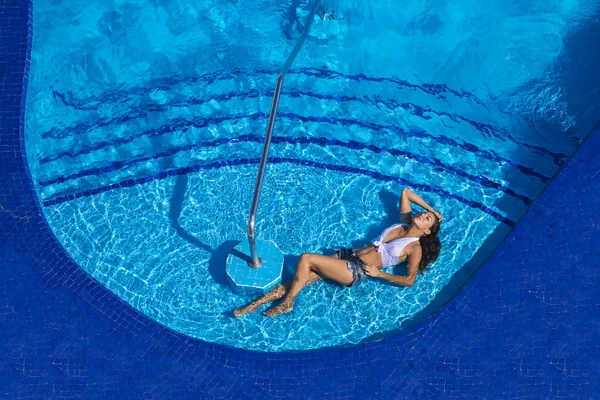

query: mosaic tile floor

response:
[1,1,598,398]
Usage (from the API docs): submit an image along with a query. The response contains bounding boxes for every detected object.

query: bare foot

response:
[263,300,293,317]
[233,303,258,317]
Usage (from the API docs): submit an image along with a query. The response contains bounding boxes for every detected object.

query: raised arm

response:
[400,188,442,223]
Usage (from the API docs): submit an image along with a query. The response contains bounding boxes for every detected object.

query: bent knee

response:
[299,252,314,263]
[299,253,321,271]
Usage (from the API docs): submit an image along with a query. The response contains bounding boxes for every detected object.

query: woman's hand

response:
[362,263,381,277]
[432,210,443,223]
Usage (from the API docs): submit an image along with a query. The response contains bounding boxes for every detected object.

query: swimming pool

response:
[24,0,598,351]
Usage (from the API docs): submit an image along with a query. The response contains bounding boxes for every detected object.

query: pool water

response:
[24,0,598,351]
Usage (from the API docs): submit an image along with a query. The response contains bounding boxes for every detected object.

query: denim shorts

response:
[334,248,368,287]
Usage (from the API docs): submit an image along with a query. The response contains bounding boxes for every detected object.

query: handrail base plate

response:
[226,239,284,296]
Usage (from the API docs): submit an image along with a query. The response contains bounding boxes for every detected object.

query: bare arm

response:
[400,187,436,214]
[364,245,422,287]
[377,271,417,287]
[400,187,444,223]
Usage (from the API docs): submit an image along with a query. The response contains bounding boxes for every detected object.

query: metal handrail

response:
[247,0,324,267]
[247,73,284,267]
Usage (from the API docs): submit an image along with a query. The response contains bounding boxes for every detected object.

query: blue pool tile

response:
[2,0,600,398]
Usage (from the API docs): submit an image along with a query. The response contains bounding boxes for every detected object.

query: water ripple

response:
[41,156,516,227]
[38,133,533,205]
[38,111,551,183]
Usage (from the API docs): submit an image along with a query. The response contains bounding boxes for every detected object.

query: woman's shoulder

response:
[406,239,423,257]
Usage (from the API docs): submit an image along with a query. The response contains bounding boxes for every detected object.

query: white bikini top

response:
[372,223,420,268]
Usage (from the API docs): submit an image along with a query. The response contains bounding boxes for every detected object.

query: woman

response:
[234,187,443,317]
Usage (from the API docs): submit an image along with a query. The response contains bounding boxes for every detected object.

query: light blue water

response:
[24,0,598,351]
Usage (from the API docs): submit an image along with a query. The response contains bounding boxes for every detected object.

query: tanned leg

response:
[233,272,322,317]
[234,252,343,317]
[263,252,352,317]
[262,255,311,317]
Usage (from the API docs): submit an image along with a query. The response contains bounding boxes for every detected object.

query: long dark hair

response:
[417,213,442,274]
